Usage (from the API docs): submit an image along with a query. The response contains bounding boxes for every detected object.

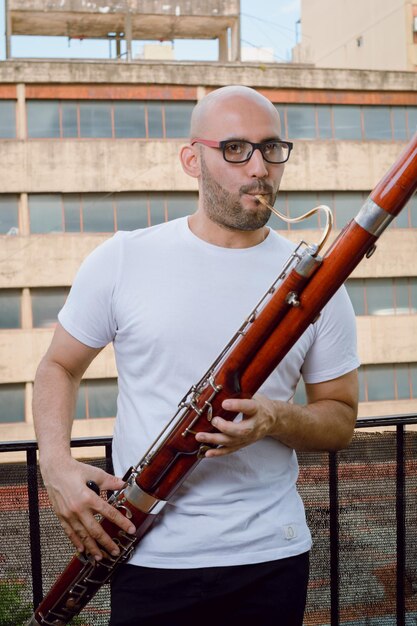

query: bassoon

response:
[28,133,417,625]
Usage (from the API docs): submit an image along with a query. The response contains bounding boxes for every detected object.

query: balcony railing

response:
[0,414,416,626]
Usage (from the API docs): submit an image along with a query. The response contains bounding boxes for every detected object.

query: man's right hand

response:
[41,457,136,561]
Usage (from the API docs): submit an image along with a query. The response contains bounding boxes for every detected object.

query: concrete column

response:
[218,29,229,63]
[21,287,32,330]
[230,20,241,62]
[25,382,33,424]
[16,83,27,140]
[125,13,133,62]
[5,0,11,59]
[20,193,30,236]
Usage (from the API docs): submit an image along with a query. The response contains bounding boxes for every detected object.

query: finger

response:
[87,468,126,492]
[79,487,137,538]
[97,498,136,536]
[204,444,241,458]
[59,518,85,553]
[211,416,255,437]
[196,430,235,447]
[222,398,258,415]
[70,518,105,560]
[77,515,122,560]
[60,490,136,559]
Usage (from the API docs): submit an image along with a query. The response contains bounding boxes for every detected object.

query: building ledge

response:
[0,59,416,91]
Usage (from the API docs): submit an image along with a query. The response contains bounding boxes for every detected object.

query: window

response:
[29,194,63,233]
[147,102,163,137]
[31,288,68,328]
[334,192,364,228]
[410,193,417,228]
[286,105,316,139]
[116,194,148,230]
[317,106,332,139]
[0,101,16,138]
[296,363,417,404]
[333,106,362,140]
[75,379,118,419]
[366,364,394,401]
[359,363,417,401]
[79,102,112,138]
[408,108,417,137]
[165,102,194,138]
[0,384,25,423]
[27,192,198,233]
[114,102,146,138]
[27,101,60,138]
[392,107,407,141]
[345,278,417,315]
[345,280,365,316]
[26,100,195,139]
[0,195,19,234]
[167,195,198,221]
[272,191,415,231]
[82,195,115,232]
[363,106,392,140]
[62,103,78,138]
[286,192,319,229]
[366,278,394,315]
[0,290,21,328]
[24,100,417,141]
[63,194,82,232]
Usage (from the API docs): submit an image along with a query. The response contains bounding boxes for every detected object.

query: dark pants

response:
[109,551,309,626]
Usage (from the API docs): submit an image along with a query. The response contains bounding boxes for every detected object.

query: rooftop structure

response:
[5,0,241,61]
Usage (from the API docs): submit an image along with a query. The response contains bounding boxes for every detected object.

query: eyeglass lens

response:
[223,140,289,163]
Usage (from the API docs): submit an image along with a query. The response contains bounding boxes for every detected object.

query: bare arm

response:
[195,369,358,456]
[33,323,135,560]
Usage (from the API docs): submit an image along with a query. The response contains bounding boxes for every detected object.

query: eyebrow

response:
[222,136,283,143]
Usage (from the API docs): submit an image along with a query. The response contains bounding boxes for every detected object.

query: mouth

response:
[254,194,273,209]
[244,191,270,200]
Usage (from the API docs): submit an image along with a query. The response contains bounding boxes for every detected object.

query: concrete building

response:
[0,1,417,449]
[5,0,241,62]
[293,0,417,71]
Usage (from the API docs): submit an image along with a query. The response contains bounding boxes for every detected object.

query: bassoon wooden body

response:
[28,133,417,625]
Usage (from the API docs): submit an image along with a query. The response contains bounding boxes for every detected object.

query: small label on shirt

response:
[282,524,297,540]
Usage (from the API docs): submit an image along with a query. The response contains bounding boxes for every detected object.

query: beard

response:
[200,156,278,232]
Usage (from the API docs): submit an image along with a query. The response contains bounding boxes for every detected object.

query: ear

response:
[180,144,201,179]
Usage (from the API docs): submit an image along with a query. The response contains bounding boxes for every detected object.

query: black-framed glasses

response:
[191,138,293,164]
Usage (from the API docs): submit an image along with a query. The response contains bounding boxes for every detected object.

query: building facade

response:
[1,59,416,448]
[293,0,417,71]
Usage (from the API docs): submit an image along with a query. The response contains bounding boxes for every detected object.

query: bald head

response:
[190,86,280,139]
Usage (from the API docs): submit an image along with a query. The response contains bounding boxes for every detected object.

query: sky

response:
[0,0,301,63]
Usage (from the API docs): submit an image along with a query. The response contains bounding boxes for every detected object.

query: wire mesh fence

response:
[0,417,416,626]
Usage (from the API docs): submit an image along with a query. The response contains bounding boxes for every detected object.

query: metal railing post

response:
[329,451,339,626]
[396,423,405,626]
[26,447,43,608]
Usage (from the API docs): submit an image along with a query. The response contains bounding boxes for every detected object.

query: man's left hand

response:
[195,395,277,457]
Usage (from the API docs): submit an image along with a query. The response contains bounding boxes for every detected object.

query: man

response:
[33,85,359,626]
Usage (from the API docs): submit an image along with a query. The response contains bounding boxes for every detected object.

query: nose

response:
[246,147,269,177]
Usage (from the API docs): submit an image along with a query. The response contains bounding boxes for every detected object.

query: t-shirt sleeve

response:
[301,284,360,384]
[58,233,123,348]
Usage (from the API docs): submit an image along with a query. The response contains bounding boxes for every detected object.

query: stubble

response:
[199,155,277,232]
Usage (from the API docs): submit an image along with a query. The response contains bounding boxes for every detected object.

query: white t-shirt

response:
[58,217,359,568]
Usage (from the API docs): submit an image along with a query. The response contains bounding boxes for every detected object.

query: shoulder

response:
[266,228,297,254]
[118,217,186,244]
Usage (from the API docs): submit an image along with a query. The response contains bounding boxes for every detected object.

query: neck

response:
[188,212,269,249]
